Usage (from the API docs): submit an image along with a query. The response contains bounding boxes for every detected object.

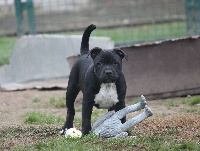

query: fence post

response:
[26,0,36,35]
[14,0,36,36]
[185,0,200,35]
[14,0,23,36]
[196,1,200,34]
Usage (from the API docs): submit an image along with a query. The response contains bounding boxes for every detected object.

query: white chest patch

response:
[94,83,119,109]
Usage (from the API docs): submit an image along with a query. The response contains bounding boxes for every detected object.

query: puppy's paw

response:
[81,129,90,136]
[60,128,67,136]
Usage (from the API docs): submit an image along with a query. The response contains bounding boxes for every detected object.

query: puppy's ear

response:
[89,47,102,59]
[114,48,128,61]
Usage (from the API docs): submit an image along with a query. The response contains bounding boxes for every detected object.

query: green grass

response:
[23,111,64,124]
[0,36,18,66]
[181,97,200,105]
[0,126,59,139]
[95,21,186,44]
[127,97,141,105]
[4,95,200,150]
[0,21,186,66]
[55,102,66,108]
[32,97,41,103]
[44,95,66,108]
[49,96,56,103]
[165,100,180,107]
[180,107,200,115]
[172,141,200,151]
[186,108,200,115]
[166,128,180,135]
[11,135,200,151]
[63,21,186,45]
[164,96,200,115]
[165,96,200,107]
[76,105,82,112]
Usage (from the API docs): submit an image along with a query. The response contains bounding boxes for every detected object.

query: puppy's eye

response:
[113,62,118,66]
[97,62,102,66]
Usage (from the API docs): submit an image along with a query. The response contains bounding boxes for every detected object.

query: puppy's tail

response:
[80,24,96,55]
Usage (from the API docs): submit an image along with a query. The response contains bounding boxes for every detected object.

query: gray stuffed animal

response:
[91,95,153,138]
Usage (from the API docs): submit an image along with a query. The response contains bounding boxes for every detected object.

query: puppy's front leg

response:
[115,100,126,123]
[82,95,94,135]
[115,75,127,123]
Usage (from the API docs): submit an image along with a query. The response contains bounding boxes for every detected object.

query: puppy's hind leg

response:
[64,84,80,128]
[61,71,80,135]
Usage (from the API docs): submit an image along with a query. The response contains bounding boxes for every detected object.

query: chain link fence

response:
[0,0,199,46]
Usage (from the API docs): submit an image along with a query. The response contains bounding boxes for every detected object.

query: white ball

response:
[65,128,82,138]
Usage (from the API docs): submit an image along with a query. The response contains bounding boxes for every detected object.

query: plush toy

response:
[91,95,153,138]
[60,95,152,138]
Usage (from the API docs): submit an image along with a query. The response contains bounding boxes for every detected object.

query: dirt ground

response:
[0,90,67,127]
[0,89,200,150]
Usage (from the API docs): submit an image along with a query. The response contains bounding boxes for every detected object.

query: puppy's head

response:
[89,47,128,83]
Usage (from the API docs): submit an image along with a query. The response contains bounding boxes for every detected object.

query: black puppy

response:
[61,24,128,135]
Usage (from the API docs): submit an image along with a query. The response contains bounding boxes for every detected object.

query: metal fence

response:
[0,0,200,46]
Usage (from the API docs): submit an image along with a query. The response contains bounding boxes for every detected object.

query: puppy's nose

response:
[105,70,113,76]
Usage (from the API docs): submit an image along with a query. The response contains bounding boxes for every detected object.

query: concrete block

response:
[0,35,114,84]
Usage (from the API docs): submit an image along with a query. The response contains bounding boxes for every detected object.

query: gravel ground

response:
[0,89,199,150]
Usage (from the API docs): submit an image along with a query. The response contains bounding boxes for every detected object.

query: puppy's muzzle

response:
[101,69,118,83]
[104,70,113,77]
